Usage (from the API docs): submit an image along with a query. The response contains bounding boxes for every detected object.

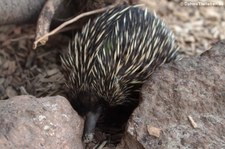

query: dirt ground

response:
[0,25,68,100]
[0,0,224,147]
[145,0,225,56]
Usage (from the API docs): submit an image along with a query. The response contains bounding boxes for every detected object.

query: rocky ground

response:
[0,0,225,149]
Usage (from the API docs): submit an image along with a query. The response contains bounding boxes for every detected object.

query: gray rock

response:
[121,40,225,149]
[0,95,84,149]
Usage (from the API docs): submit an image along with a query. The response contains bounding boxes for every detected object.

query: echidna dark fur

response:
[61,5,179,143]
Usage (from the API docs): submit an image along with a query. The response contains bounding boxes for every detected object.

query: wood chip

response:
[6,86,17,98]
[20,86,29,95]
[147,125,161,138]
[188,115,198,128]
[47,69,59,76]
[3,60,16,75]
[96,141,107,149]
[0,78,5,84]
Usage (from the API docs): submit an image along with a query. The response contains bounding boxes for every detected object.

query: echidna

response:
[61,5,179,143]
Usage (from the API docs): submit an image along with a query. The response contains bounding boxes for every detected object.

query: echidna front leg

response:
[82,107,102,143]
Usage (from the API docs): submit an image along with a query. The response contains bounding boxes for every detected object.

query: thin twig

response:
[33,4,117,49]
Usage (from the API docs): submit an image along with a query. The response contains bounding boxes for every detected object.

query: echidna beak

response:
[82,107,102,143]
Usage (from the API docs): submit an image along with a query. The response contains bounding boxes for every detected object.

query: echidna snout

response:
[82,107,101,143]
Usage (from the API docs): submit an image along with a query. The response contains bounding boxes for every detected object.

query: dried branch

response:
[33,4,117,49]
[34,0,66,48]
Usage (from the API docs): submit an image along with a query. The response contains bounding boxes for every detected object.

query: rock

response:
[0,95,84,149]
[121,40,225,149]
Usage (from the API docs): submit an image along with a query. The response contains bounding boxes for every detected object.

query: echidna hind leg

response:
[82,107,102,143]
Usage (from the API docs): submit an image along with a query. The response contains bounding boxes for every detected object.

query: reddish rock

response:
[0,95,84,149]
[121,40,225,149]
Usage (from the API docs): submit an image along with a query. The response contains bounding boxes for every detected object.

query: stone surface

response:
[121,40,225,149]
[0,95,84,149]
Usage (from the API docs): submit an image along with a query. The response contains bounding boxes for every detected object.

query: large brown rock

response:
[121,40,225,149]
[0,95,84,149]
